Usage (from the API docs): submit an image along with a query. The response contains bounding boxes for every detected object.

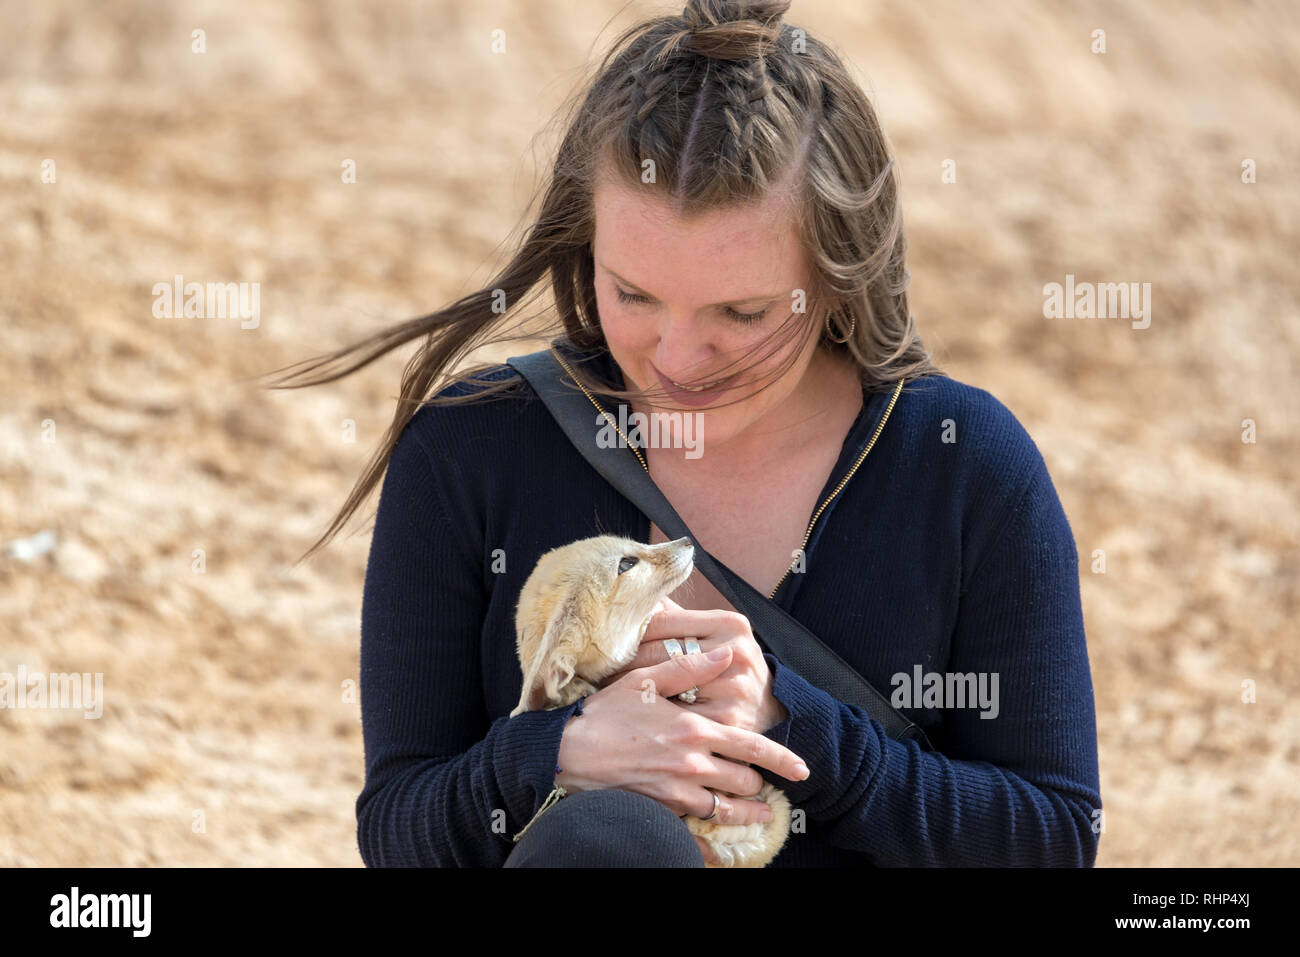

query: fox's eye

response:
[617,556,639,575]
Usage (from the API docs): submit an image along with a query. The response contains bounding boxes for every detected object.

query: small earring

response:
[825,311,856,344]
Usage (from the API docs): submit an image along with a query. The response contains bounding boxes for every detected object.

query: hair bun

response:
[681,0,791,61]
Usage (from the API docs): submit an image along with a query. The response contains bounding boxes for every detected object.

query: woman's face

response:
[590,172,830,454]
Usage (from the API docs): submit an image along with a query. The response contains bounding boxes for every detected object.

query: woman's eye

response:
[617,556,639,574]
[616,286,767,324]
[724,305,768,323]
[615,287,650,306]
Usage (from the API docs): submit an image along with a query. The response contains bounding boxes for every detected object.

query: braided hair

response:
[265,0,941,562]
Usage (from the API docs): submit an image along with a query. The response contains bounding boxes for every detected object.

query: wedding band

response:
[701,790,721,822]
[663,638,699,704]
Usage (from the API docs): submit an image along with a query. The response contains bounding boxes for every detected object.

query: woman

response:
[267,0,1101,867]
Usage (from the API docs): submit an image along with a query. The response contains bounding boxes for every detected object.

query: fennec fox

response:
[510,533,791,868]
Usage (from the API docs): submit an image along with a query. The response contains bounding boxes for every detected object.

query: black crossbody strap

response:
[506,345,933,751]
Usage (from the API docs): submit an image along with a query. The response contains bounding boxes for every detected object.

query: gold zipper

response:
[550,346,651,473]
[765,375,904,598]
[548,344,904,601]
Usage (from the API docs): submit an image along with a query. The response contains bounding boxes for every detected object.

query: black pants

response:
[504,788,706,867]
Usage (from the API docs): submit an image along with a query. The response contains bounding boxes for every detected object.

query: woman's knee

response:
[504,788,705,868]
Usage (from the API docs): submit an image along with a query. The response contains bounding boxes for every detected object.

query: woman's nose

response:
[654,315,714,377]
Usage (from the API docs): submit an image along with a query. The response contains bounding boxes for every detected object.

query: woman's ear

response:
[510,594,583,717]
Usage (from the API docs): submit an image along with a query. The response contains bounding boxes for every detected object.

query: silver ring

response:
[679,640,701,702]
[663,639,699,703]
[701,790,721,821]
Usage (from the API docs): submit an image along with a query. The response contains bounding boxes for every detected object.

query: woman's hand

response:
[554,645,810,831]
[600,597,790,734]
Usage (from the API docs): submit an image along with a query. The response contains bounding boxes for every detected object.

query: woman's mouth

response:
[653,365,731,407]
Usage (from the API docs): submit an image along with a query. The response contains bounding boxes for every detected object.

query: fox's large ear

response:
[510,595,583,718]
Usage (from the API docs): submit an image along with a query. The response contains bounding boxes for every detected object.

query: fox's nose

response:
[654,536,694,563]
[664,536,694,557]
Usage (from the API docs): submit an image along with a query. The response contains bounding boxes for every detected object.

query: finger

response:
[692,789,773,827]
[612,634,723,679]
[602,600,698,682]
[642,607,743,644]
[623,646,733,699]
[706,722,810,784]
[636,595,683,643]
[691,753,766,800]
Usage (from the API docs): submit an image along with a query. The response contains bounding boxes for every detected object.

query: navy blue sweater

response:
[355,341,1102,867]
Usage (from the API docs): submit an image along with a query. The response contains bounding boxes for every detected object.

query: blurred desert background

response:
[1,0,1296,866]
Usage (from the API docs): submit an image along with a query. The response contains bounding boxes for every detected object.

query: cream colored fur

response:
[511,533,791,868]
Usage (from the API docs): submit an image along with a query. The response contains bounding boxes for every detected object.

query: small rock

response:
[4,529,58,562]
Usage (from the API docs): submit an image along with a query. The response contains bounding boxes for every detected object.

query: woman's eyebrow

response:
[601,262,781,307]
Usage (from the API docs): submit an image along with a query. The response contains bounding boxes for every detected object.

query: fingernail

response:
[706,647,728,661]
[794,763,810,779]
[759,806,773,822]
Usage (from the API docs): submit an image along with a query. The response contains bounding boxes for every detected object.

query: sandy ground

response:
[0,0,1296,866]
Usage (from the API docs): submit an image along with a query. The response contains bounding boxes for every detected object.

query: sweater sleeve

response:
[354,412,580,867]
[758,453,1102,867]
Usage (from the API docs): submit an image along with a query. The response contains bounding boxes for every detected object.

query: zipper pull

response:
[511,785,568,843]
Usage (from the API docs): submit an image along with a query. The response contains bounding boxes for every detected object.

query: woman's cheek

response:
[599,300,652,375]
[596,292,633,341]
